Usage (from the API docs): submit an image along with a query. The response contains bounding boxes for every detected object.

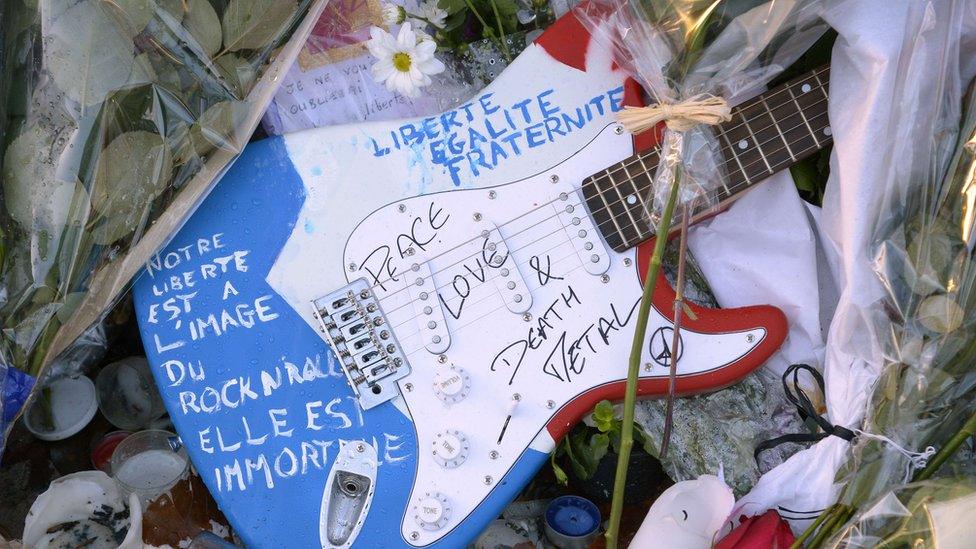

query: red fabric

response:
[715,510,796,549]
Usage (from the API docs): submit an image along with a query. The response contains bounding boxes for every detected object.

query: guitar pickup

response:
[405,259,451,354]
[312,278,411,410]
[478,221,532,314]
[553,187,610,275]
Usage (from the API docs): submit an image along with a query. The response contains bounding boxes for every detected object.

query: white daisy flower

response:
[366,23,445,98]
[412,0,447,29]
[414,28,435,44]
[381,3,405,26]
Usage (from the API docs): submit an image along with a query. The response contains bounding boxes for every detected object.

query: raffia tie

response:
[617,94,732,133]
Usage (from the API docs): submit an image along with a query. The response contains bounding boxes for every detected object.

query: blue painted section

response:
[132,137,546,547]
[1,362,34,457]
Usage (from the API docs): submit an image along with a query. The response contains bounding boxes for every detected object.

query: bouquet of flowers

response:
[795,2,976,545]
[0,0,324,448]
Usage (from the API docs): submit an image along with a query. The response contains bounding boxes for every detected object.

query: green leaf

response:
[90,131,173,244]
[438,0,468,15]
[589,432,610,464]
[190,100,247,154]
[441,10,468,33]
[56,292,87,323]
[3,126,80,233]
[790,160,817,193]
[593,399,616,432]
[154,59,184,92]
[221,0,297,52]
[129,52,157,85]
[104,0,154,37]
[215,54,257,98]
[491,0,519,34]
[184,0,222,57]
[44,0,137,107]
[550,452,569,486]
[157,0,186,23]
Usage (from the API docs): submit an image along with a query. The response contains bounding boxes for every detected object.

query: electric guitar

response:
[132,11,831,548]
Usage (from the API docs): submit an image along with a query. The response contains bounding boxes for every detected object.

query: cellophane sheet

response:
[733,0,976,534]
[575,0,827,224]
[0,0,327,451]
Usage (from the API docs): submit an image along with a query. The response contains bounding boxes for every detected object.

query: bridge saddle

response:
[312,278,411,410]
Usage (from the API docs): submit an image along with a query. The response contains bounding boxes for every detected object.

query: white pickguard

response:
[267,42,765,546]
[342,124,765,545]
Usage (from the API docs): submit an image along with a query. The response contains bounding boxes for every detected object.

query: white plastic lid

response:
[25,376,98,441]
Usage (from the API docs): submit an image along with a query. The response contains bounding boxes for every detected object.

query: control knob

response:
[433,366,470,404]
[413,492,452,531]
[432,429,469,468]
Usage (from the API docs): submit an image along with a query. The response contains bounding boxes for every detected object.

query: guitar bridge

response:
[312,278,411,410]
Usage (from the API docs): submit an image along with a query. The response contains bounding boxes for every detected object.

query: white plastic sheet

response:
[687,0,976,531]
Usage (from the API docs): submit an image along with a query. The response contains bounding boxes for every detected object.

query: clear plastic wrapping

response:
[828,480,976,548]
[574,0,827,223]
[830,0,976,512]
[0,0,326,448]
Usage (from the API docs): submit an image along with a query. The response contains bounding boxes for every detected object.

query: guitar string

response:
[592,65,830,189]
[388,227,580,333]
[398,249,589,357]
[351,69,830,300]
[391,243,582,348]
[584,68,831,239]
[374,105,830,322]
[377,105,830,323]
[393,128,831,353]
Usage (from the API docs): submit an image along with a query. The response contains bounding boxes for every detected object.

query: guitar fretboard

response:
[583,65,831,252]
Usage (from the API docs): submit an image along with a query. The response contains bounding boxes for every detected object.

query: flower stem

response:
[487,0,511,62]
[604,169,682,549]
[913,406,976,481]
[790,504,840,549]
[806,504,853,549]
[460,0,505,56]
[661,201,691,457]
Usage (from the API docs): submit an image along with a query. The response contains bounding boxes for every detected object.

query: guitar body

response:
[132,13,786,548]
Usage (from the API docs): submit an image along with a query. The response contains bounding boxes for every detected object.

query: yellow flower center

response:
[392,52,412,73]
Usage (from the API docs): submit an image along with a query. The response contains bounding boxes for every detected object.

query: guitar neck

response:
[584,65,832,252]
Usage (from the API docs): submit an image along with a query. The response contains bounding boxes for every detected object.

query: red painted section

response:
[534,7,591,72]
[547,255,788,440]
[537,5,789,443]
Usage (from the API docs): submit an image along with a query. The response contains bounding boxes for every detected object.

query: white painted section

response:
[268,40,769,547]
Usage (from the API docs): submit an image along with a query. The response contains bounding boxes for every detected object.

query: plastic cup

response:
[91,430,133,473]
[95,356,166,431]
[111,430,189,507]
[23,376,98,441]
[544,495,601,549]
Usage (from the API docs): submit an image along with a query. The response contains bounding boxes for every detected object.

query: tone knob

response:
[432,429,469,468]
[413,492,451,531]
[433,366,470,404]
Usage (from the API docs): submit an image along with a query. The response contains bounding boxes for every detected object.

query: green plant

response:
[434,0,553,60]
[550,400,658,485]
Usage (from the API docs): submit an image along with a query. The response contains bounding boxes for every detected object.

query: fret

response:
[812,70,830,102]
[787,86,820,149]
[769,109,831,174]
[720,106,772,186]
[585,175,629,250]
[716,129,751,190]
[606,167,646,243]
[811,70,832,138]
[738,105,776,175]
[580,65,832,252]
[621,157,654,223]
[632,154,657,200]
[768,79,820,169]
[761,97,796,162]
